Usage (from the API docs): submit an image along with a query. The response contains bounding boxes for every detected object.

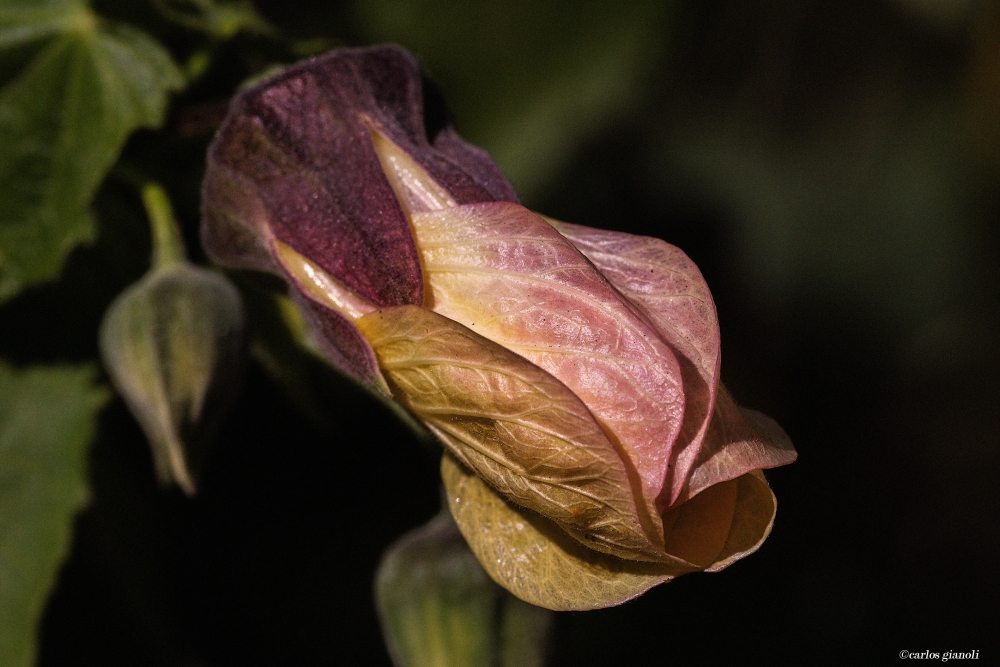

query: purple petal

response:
[202,45,516,307]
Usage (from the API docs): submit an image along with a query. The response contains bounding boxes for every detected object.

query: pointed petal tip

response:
[740,407,798,464]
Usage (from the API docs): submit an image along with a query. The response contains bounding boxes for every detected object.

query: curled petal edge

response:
[443,454,778,611]
[684,385,797,502]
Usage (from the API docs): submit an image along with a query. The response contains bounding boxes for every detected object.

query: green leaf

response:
[0,3,183,301]
[0,0,83,50]
[0,361,108,667]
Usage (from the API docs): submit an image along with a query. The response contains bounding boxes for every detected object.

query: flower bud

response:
[201,46,796,609]
[376,506,551,667]
[100,184,244,495]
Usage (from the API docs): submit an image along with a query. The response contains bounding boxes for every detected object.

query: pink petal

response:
[551,221,720,508]
[684,386,797,501]
[410,203,687,542]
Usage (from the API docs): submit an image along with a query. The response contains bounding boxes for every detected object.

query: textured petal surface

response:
[356,305,668,561]
[195,45,797,609]
[550,220,720,508]
[442,454,686,611]
[411,202,686,537]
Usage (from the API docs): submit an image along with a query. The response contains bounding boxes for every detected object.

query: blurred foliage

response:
[0,0,182,301]
[353,0,673,200]
[0,363,107,667]
[0,0,996,665]
[376,506,552,667]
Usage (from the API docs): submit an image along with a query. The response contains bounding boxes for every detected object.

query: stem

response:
[142,182,187,268]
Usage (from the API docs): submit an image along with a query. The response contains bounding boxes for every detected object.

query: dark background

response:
[5,0,996,664]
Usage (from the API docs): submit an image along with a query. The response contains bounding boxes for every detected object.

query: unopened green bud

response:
[99,183,244,495]
[375,505,552,667]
